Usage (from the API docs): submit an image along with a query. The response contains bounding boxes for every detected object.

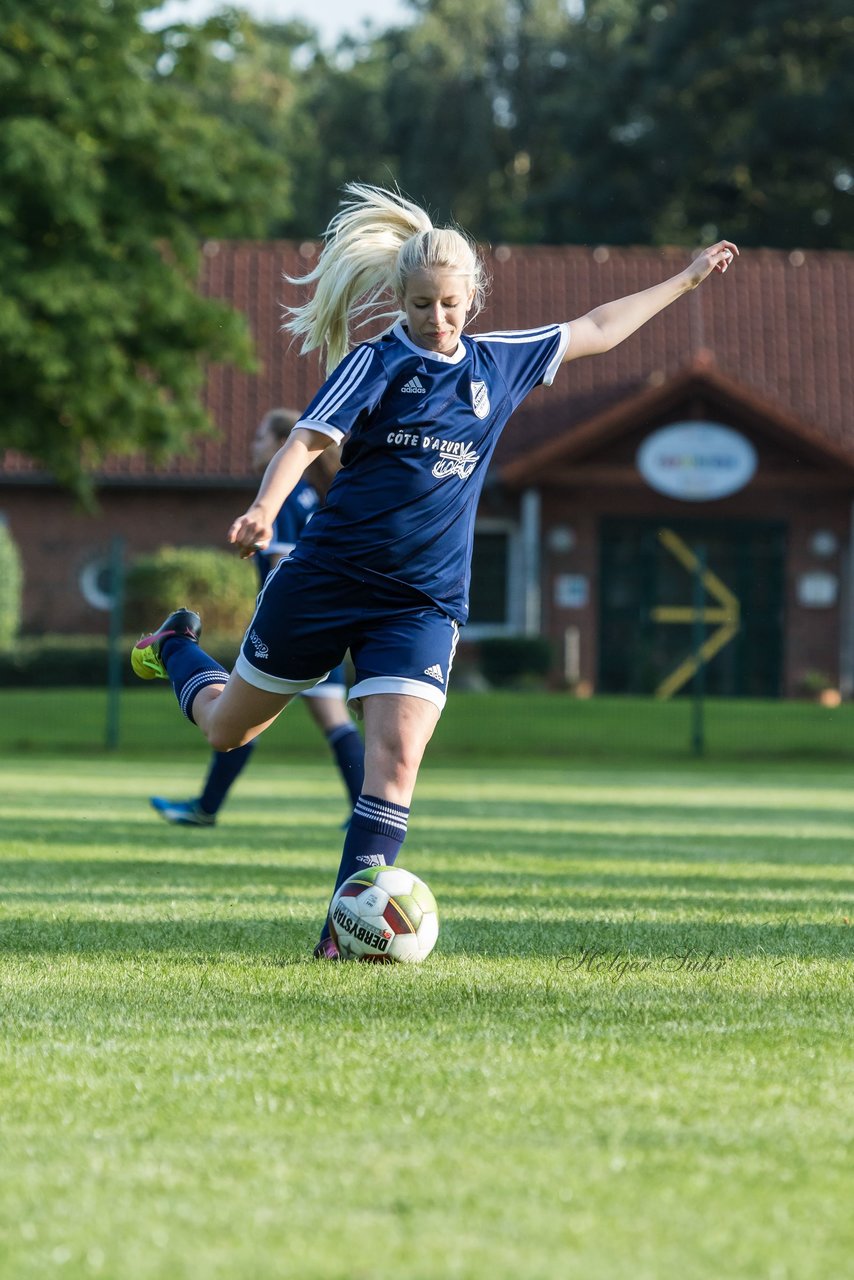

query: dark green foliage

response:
[124,546,257,637]
[0,632,241,687]
[478,635,553,687]
[262,0,582,240]
[0,0,286,499]
[0,517,22,649]
[189,0,853,250]
[549,0,854,249]
[0,635,118,687]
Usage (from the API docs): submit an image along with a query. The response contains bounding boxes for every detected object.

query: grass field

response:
[1,736,852,1279]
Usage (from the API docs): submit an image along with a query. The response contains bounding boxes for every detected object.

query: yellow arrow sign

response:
[651,528,741,699]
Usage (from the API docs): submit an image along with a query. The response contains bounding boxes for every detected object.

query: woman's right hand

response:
[228,507,273,559]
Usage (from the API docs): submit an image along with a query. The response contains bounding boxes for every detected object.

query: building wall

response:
[1,485,255,634]
[535,483,851,699]
[4,468,852,700]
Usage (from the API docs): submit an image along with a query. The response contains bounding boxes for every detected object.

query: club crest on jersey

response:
[431,441,480,481]
[471,380,490,419]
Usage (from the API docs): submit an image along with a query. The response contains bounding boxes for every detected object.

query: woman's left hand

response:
[686,240,739,288]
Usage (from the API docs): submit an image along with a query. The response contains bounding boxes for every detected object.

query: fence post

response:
[691,545,707,757]
[105,536,126,751]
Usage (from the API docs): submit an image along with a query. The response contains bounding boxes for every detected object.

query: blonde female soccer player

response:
[131,183,737,956]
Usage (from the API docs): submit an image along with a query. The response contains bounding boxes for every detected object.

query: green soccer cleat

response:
[131,608,202,681]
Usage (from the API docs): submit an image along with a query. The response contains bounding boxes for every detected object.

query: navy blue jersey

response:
[291,320,569,622]
[255,477,320,585]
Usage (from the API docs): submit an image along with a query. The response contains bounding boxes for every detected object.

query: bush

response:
[0,516,22,650]
[478,636,553,688]
[125,546,257,637]
[0,634,242,687]
[0,636,106,687]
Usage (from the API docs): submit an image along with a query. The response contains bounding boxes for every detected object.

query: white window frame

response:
[465,518,524,639]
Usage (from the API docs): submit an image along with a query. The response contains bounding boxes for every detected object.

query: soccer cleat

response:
[131,608,201,680]
[312,933,340,961]
[149,796,216,827]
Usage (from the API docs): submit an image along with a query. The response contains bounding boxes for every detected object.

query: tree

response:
[279,0,572,241]
[282,0,854,250]
[152,7,315,233]
[534,0,854,248]
[0,0,287,499]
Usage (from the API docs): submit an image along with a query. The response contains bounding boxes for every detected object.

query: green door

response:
[598,517,786,697]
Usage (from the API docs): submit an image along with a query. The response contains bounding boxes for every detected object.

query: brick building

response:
[2,241,853,697]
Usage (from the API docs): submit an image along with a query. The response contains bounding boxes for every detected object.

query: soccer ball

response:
[328,865,439,963]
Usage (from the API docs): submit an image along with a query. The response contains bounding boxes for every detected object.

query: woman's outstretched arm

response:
[564,240,738,362]
[228,427,333,557]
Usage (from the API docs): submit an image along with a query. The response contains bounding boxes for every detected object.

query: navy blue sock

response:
[160,636,228,724]
[198,742,256,816]
[332,794,409,895]
[326,723,365,809]
[318,795,411,947]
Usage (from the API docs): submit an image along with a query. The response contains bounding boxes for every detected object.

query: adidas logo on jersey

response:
[401,376,426,394]
[423,664,444,682]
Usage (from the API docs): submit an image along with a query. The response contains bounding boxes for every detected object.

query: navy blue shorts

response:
[300,660,347,700]
[234,557,459,715]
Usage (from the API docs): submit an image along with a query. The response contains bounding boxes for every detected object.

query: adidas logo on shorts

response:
[423,663,444,682]
[401,376,426,394]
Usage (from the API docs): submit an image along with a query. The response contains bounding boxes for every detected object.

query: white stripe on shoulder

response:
[309,346,375,421]
[542,323,571,384]
[471,324,565,344]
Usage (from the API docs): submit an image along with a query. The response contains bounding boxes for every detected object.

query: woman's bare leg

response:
[360,692,441,804]
[315,693,441,955]
[192,673,296,752]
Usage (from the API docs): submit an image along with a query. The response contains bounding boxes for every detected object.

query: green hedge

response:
[125,546,257,637]
[0,634,242,688]
[0,517,22,649]
[478,636,553,688]
[1,632,556,689]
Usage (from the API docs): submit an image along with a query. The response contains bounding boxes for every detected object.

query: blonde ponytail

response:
[284,183,486,373]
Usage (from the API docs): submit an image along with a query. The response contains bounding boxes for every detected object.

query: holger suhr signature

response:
[557,945,746,981]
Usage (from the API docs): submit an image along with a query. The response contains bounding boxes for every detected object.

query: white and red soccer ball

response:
[328,865,439,963]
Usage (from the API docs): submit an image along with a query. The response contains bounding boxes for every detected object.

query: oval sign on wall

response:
[636,422,757,501]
